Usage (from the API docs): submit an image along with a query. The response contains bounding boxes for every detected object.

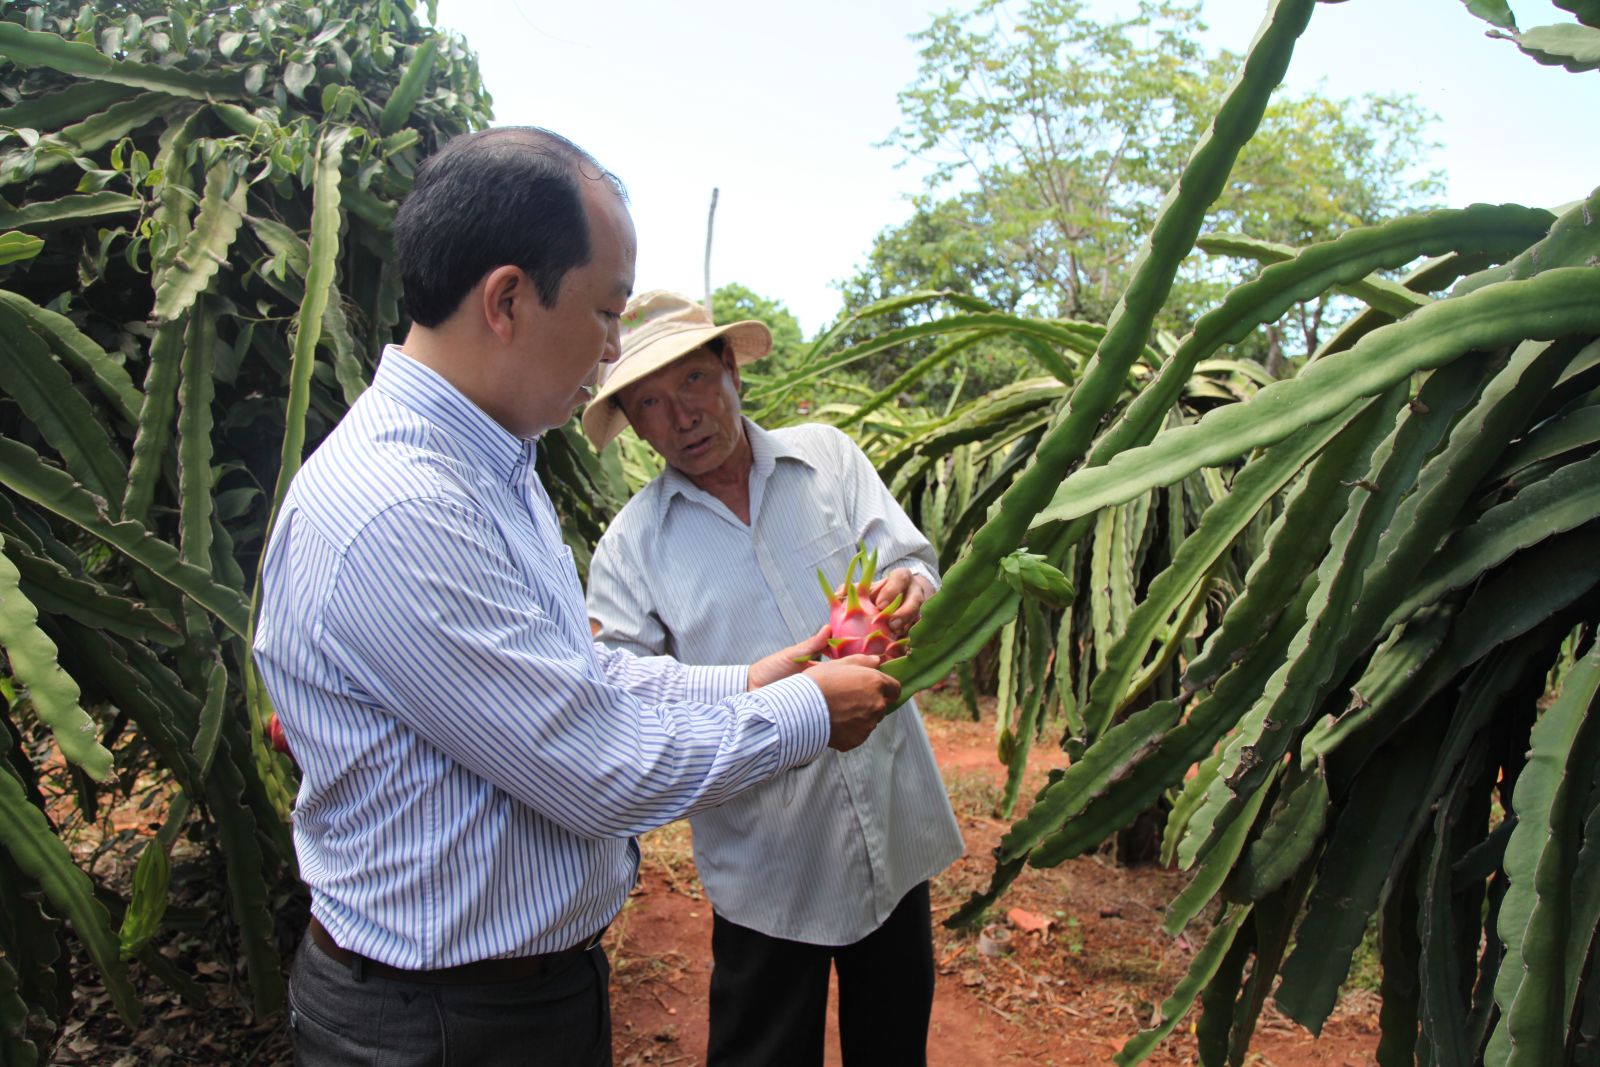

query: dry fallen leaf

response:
[1006,907,1054,936]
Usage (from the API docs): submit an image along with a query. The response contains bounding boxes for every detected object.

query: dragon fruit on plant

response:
[815,545,907,660]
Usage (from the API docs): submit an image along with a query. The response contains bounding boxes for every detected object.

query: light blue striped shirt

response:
[588,421,964,945]
[252,348,831,968]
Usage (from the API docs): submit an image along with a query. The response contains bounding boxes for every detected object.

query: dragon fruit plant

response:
[815,545,908,660]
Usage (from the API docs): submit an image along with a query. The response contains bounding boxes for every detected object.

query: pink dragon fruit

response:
[815,546,907,660]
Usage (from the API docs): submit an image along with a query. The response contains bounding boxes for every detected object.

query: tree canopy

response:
[836,0,1442,388]
[711,281,805,373]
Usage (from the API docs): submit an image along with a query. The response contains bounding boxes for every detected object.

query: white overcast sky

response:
[433,0,1599,335]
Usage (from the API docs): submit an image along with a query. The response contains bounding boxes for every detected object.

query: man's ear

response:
[479,266,527,345]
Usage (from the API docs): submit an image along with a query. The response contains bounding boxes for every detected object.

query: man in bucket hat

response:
[585,291,964,1067]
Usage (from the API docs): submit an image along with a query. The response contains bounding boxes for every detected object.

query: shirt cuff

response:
[751,674,830,769]
[685,664,749,705]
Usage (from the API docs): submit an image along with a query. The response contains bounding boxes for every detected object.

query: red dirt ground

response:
[603,710,1381,1067]
[43,706,1380,1065]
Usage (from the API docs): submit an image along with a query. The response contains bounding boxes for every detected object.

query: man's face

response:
[616,345,746,480]
[493,181,636,438]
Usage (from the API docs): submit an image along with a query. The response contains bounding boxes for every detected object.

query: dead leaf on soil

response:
[1006,907,1054,936]
[936,942,967,971]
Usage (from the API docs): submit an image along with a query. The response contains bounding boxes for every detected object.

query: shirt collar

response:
[655,418,815,526]
[371,345,530,486]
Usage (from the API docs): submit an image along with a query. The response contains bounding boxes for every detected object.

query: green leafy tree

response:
[712,281,882,416]
[832,194,1047,402]
[839,0,1442,389]
[711,281,805,371]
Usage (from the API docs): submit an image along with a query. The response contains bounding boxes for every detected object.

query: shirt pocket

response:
[800,528,862,591]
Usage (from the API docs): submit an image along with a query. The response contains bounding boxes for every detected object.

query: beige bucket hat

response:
[582,289,771,450]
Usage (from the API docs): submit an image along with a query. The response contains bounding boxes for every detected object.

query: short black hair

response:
[394,127,627,327]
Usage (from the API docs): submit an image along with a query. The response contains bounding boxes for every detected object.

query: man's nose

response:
[600,320,621,364]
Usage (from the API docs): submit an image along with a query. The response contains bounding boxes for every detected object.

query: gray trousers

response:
[288,935,613,1066]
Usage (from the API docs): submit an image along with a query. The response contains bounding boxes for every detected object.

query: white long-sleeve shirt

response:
[588,419,964,946]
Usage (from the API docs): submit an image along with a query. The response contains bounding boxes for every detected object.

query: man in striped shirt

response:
[584,291,965,1066]
[252,129,904,1067]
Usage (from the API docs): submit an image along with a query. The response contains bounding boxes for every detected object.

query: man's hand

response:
[869,569,935,639]
[747,626,830,690]
[747,632,900,750]
[806,656,902,751]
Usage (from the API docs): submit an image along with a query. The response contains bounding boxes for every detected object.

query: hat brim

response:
[582,319,771,450]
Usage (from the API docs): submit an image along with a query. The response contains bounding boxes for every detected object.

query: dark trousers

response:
[705,881,935,1067]
[288,935,613,1066]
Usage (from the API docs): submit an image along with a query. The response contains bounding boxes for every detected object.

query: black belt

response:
[307,916,604,986]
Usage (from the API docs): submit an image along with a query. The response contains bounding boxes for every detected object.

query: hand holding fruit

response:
[745,545,927,751]
[748,627,832,690]
[806,655,902,751]
[864,567,934,640]
[746,627,900,751]
[817,546,928,660]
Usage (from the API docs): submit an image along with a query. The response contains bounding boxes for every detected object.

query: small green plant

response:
[1062,915,1083,955]
[941,768,1003,819]
[917,686,972,722]
[1344,917,1383,995]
